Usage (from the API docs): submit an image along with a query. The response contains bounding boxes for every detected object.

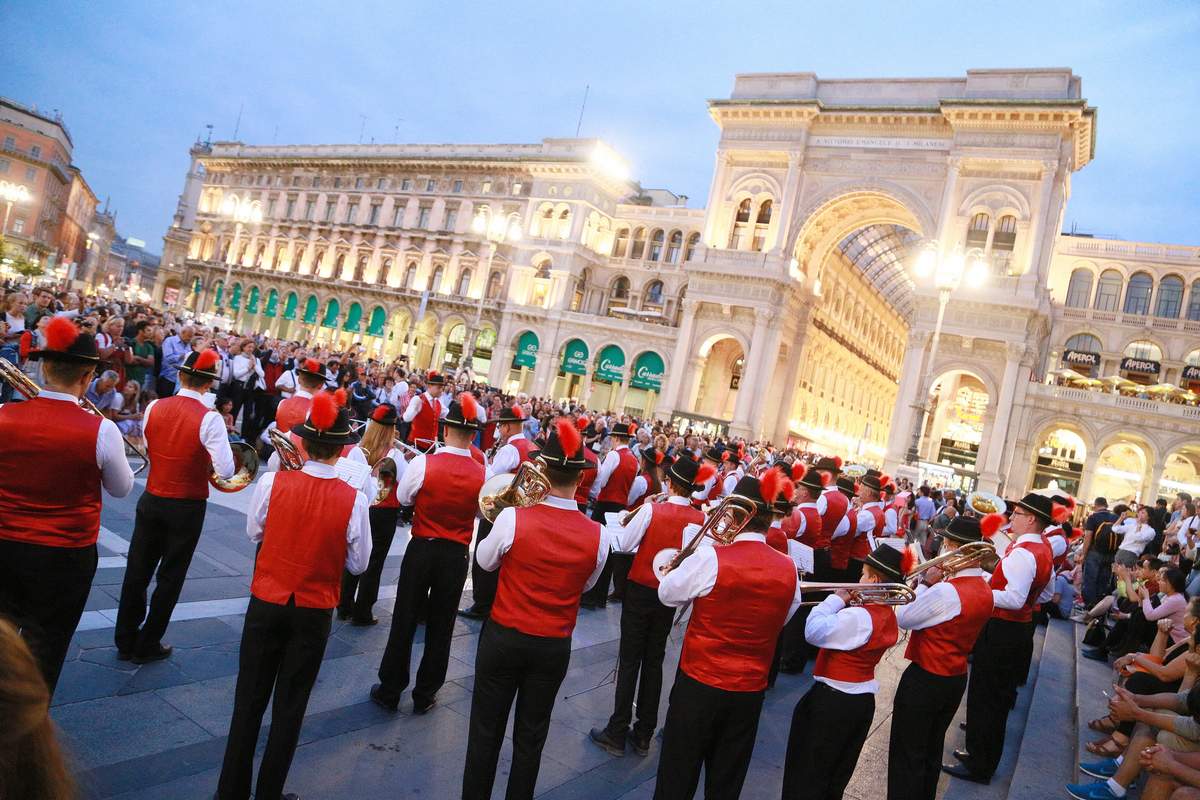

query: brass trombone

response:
[796,581,916,607]
[0,356,149,475]
[905,540,997,583]
[477,459,552,523]
[652,494,758,576]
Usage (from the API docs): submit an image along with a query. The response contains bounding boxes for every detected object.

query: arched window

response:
[611,276,630,301]
[380,257,393,284]
[966,212,990,249]
[538,205,554,236]
[630,228,647,259]
[684,232,700,262]
[456,268,472,296]
[666,231,683,264]
[751,200,772,252]
[1155,275,1184,318]
[1124,340,1163,362]
[272,247,284,270]
[403,263,417,290]
[355,255,368,282]
[993,215,1017,252]
[1123,272,1153,315]
[1064,333,1102,353]
[734,198,752,222]
[429,264,444,293]
[237,241,249,264]
[486,270,503,300]
[1064,268,1093,308]
[612,227,630,257]
[756,200,773,224]
[1186,350,1200,367]
[571,268,588,312]
[729,199,752,249]
[254,245,265,267]
[1094,269,1123,312]
[1189,280,1200,322]
[557,208,571,240]
[644,280,664,306]
[334,253,346,278]
[291,248,303,272]
[648,229,664,261]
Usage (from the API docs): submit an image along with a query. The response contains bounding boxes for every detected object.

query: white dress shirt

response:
[486,433,525,480]
[610,495,691,553]
[896,567,985,631]
[992,533,1045,610]
[1115,518,1155,556]
[657,532,803,622]
[273,368,297,398]
[857,501,885,551]
[883,506,899,537]
[721,471,739,498]
[39,389,135,498]
[143,387,235,481]
[246,461,371,575]
[231,353,265,385]
[591,444,630,500]
[1038,531,1069,603]
[805,594,887,694]
[691,475,716,503]
[627,474,649,508]
[389,381,409,407]
[394,446,471,505]
[476,494,611,592]
[402,391,449,424]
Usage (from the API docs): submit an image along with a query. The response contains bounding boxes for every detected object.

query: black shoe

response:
[940,763,990,784]
[412,695,437,715]
[589,727,626,757]
[336,608,352,621]
[116,650,133,662]
[133,644,173,664]
[607,592,624,603]
[630,733,651,757]
[1081,648,1109,662]
[350,616,378,627]
[580,600,606,610]
[779,662,806,675]
[457,606,487,620]
[283,794,301,800]
[369,683,400,712]
[953,749,971,763]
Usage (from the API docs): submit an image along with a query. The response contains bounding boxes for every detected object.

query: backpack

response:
[1092,520,1120,556]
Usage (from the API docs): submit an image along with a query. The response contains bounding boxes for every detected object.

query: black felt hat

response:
[611,421,635,438]
[497,404,526,424]
[291,391,359,446]
[864,544,908,583]
[443,393,482,431]
[370,403,399,427]
[812,455,843,476]
[835,476,858,498]
[178,349,221,380]
[29,317,100,364]
[532,418,593,471]
[296,357,327,380]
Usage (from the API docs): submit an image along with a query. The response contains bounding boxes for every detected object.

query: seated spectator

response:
[85,369,122,420]
[1047,556,1079,620]
[114,379,146,452]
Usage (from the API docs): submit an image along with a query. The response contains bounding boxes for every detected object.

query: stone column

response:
[977,343,1025,493]
[680,356,706,418]
[935,157,962,244]
[615,375,630,414]
[730,310,771,439]
[773,148,806,257]
[659,299,698,418]
[531,349,557,397]
[746,319,784,439]
[883,329,931,472]
[579,364,594,409]
[489,344,512,387]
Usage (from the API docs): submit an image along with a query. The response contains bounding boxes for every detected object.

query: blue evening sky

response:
[3,1,1198,252]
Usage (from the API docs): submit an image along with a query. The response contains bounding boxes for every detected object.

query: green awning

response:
[512,330,538,369]
[560,338,589,375]
[246,286,260,314]
[302,295,318,324]
[264,289,279,318]
[631,350,665,391]
[594,344,625,384]
[191,277,202,297]
[283,292,298,321]
[322,298,340,328]
[366,306,386,336]
[229,283,243,311]
[343,302,363,332]
[213,282,225,307]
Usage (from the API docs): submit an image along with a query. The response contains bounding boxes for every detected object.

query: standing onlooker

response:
[1114,505,1158,566]
[913,485,936,552]
[1079,497,1119,607]
[230,338,265,440]
[158,324,194,398]
[127,321,157,395]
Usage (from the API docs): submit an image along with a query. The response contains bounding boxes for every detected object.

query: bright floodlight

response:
[590,143,630,183]
[471,212,487,235]
[914,243,937,278]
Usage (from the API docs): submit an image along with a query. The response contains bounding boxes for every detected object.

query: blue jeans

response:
[1082,551,1114,608]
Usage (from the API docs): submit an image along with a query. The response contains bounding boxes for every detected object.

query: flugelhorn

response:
[652,494,757,576]
[796,581,915,607]
[0,357,149,475]
[905,540,996,584]
[268,427,305,471]
[477,459,551,523]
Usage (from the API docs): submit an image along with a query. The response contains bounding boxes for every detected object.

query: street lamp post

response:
[218,196,263,326]
[0,180,32,251]
[462,209,522,370]
[904,241,989,467]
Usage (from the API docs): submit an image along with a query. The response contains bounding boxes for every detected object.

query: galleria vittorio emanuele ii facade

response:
[153,67,1200,502]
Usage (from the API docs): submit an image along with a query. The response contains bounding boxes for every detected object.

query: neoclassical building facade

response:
[154,67,1200,502]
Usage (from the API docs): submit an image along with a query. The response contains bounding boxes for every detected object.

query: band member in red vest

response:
[113,349,235,664]
[782,543,912,800]
[690,445,724,507]
[653,472,802,800]
[402,370,448,448]
[338,403,405,625]
[581,421,639,609]
[627,445,664,512]
[813,455,850,569]
[846,471,890,582]
[372,394,485,713]
[461,419,607,800]
[778,464,833,675]
[572,415,599,511]
[942,491,1058,785]
[0,317,134,693]
[459,404,532,620]
[216,392,370,800]
[588,456,711,758]
[266,358,325,469]
[888,513,1000,800]
[828,475,859,580]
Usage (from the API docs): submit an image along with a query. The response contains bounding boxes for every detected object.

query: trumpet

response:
[268,427,305,471]
[905,540,996,584]
[652,494,757,576]
[619,492,667,525]
[393,437,435,460]
[477,459,551,523]
[796,581,915,607]
[0,357,149,475]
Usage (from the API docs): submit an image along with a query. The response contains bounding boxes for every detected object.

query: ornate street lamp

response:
[218,195,263,323]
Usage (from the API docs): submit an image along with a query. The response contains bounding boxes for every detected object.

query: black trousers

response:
[780,548,833,671]
[377,536,469,706]
[468,517,497,612]
[653,670,765,800]
[782,681,875,800]
[605,581,676,740]
[887,663,968,800]
[462,621,572,800]
[0,538,97,694]
[963,617,1029,777]
[114,492,207,656]
[339,506,400,622]
[581,501,626,607]
[216,596,331,800]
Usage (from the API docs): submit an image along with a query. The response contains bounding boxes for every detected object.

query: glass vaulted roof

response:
[836,224,921,319]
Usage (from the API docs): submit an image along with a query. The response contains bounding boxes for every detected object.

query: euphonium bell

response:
[477,459,552,522]
[905,540,997,583]
[652,493,758,576]
[268,427,306,471]
[210,441,260,493]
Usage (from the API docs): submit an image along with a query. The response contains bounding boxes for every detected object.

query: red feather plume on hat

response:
[778,478,795,503]
[309,392,338,432]
[18,330,32,359]
[510,404,524,420]
[759,469,782,505]
[819,472,831,487]
[900,546,918,577]
[427,370,439,381]
[575,415,590,430]
[879,474,891,489]
[193,350,219,373]
[371,404,392,423]
[696,463,716,484]
[458,392,478,422]
[832,455,843,469]
[44,316,79,351]
[1051,501,1071,524]
[303,358,322,373]
[629,421,638,434]
[555,416,581,457]
[791,463,807,482]
[333,388,348,408]
[980,513,1006,540]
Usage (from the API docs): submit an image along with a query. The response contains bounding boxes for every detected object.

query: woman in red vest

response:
[461,419,607,800]
[782,543,913,800]
[889,513,1001,800]
[371,394,485,714]
[401,370,447,448]
[216,392,371,800]
[653,473,802,800]
[266,358,326,469]
[589,456,711,758]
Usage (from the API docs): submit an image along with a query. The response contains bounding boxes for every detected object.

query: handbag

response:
[1083,618,1108,647]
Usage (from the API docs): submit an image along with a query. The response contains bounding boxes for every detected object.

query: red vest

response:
[509,436,535,464]
[706,469,731,503]
[597,448,638,506]
[0,397,102,548]
[679,539,797,692]
[766,525,789,554]
[905,576,994,676]
[821,488,849,548]
[491,504,601,638]
[251,470,356,609]
[851,505,885,561]
[275,393,311,433]
[629,470,661,511]
[831,508,857,570]
[989,538,1053,623]
[407,393,440,446]
[627,500,705,589]
[468,444,485,466]
[573,447,599,504]
[145,395,212,500]
[791,504,827,550]
[411,452,485,546]
[814,604,898,685]
[1046,529,1069,570]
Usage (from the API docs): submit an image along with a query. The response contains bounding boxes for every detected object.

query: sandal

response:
[1088,714,1118,734]
[1085,736,1126,757]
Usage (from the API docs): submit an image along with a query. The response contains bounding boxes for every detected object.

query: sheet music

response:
[335,457,374,498]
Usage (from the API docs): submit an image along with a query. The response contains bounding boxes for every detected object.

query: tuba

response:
[652,494,758,576]
[796,580,915,607]
[477,459,552,523]
[267,427,305,471]
[210,441,260,493]
[906,540,997,582]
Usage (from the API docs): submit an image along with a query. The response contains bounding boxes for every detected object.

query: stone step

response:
[1074,619,1117,784]
[1007,618,1079,799]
